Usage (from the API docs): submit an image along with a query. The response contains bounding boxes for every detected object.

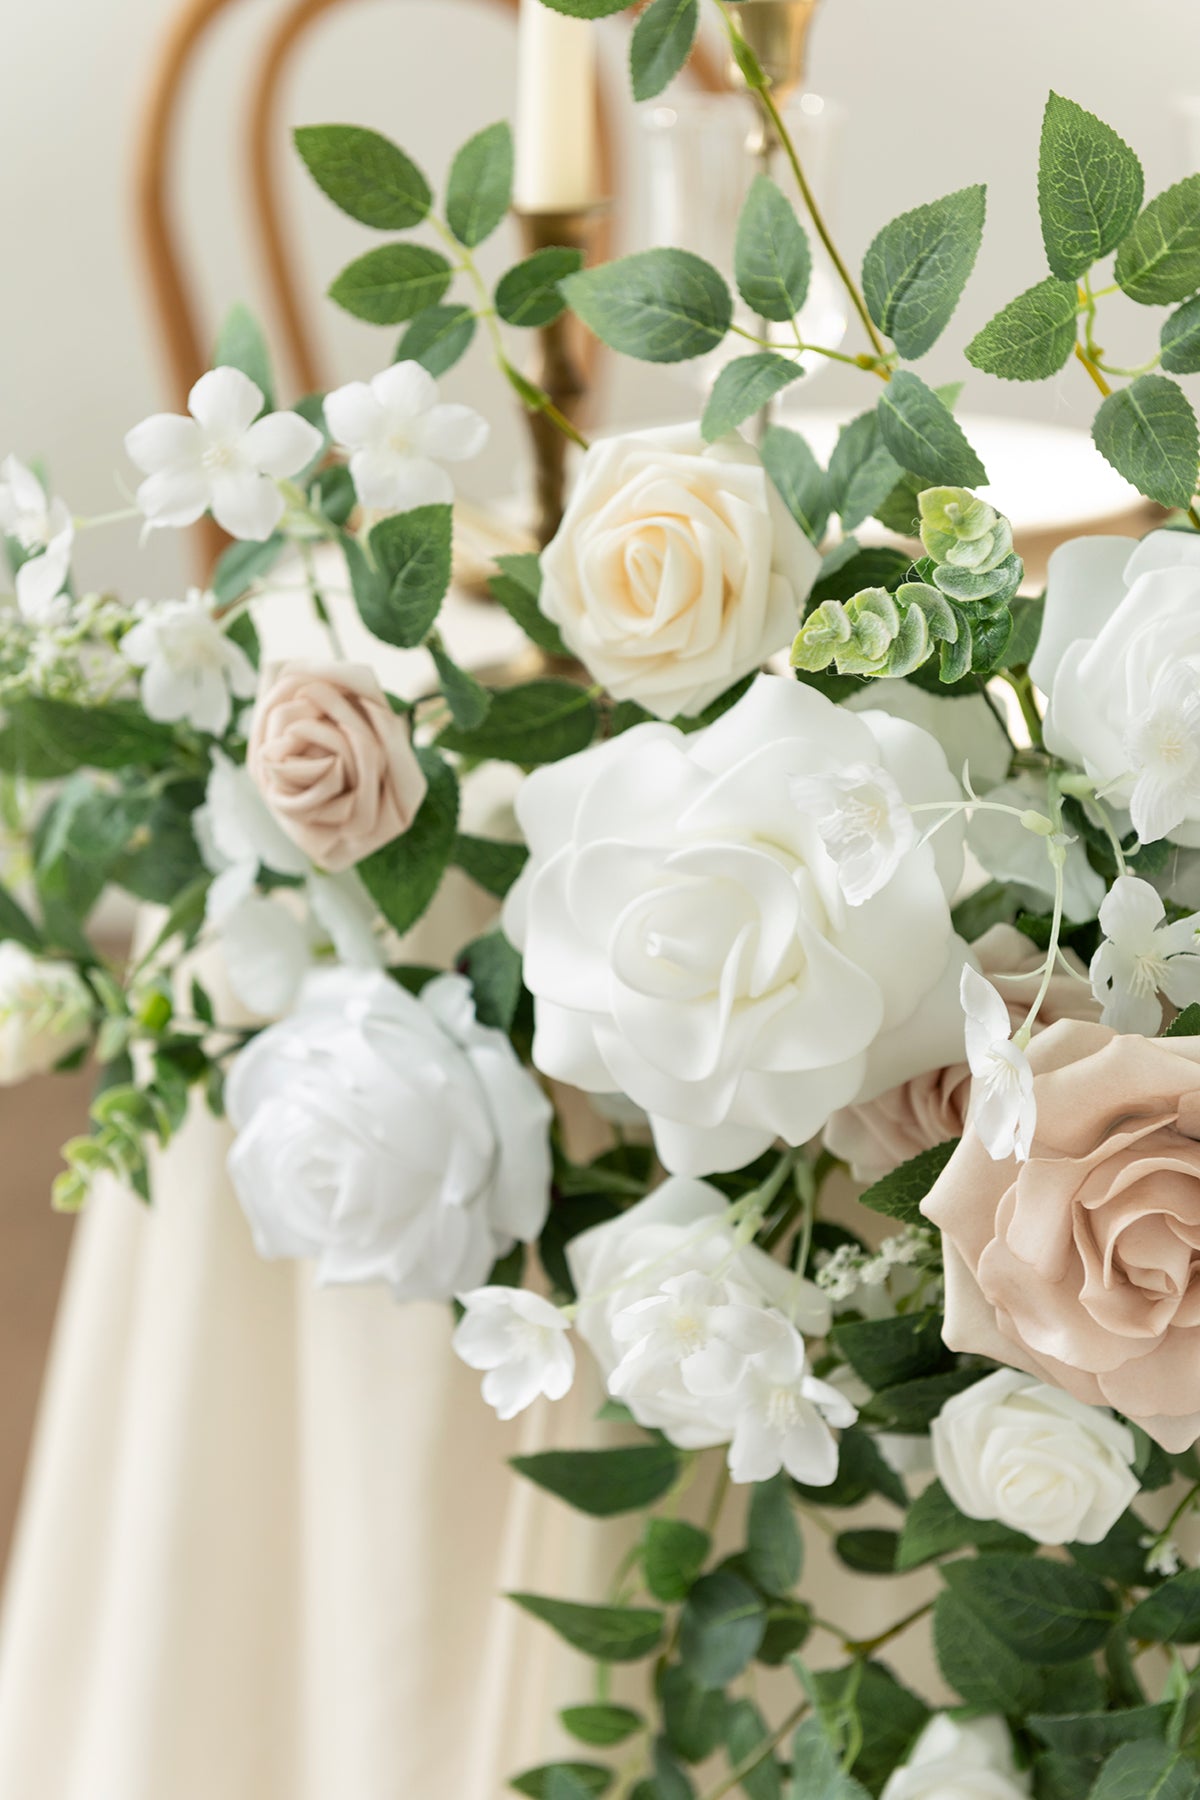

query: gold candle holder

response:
[726,0,820,106]
[514,204,607,549]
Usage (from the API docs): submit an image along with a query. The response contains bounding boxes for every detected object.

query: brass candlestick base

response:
[514,204,607,549]
[726,0,820,104]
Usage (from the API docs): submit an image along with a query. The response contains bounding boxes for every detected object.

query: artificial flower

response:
[1090,872,1200,1035]
[0,455,73,621]
[880,1715,1030,1800]
[1124,662,1200,845]
[120,589,258,736]
[125,366,323,541]
[931,1367,1138,1547]
[323,362,488,512]
[452,1287,574,1421]
[0,944,92,1085]
[226,969,554,1302]
[537,425,820,719]
[194,747,311,920]
[966,772,1105,923]
[504,673,969,1176]
[788,762,916,905]
[960,963,1036,1163]
[608,1271,751,1419]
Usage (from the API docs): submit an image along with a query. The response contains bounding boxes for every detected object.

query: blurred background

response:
[0,0,1198,1571]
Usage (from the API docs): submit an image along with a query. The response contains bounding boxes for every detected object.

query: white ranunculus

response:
[539,425,820,719]
[504,673,969,1176]
[226,969,553,1301]
[931,1367,1138,1547]
[0,943,92,1084]
[1033,530,1200,846]
[881,1715,1030,1800]
[566,1175,829,1450]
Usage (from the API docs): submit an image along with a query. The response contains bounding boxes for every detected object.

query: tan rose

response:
[247,661,427,873]
[922,1019,1200,1451]
[826,924,1099,1182]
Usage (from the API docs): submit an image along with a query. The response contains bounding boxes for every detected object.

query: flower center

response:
[764,1385,801,1432]
[667,1308,706,1354]
[201,440,241,474]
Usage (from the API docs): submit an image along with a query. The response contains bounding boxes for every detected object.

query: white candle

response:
[514,0,599,212]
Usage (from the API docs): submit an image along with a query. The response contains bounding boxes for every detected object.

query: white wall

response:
[1,0,1198,603]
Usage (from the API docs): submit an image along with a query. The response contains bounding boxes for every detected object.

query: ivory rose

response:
[923,1018,1200,1451]
[504,673,969,1176]
[0,945,92,1085]
[880,1715,1030,1800]
[538,424,821,719]
[247,661,427,873]
[826,924,1100,1182]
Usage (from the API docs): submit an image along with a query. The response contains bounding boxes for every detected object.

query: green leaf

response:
[966,276,1080,381]
[438,679,598,765]
[535,0,631,13]
[661,1665,727,1763]
[643,1519,711,1604]
[351,505,453,646]
[1165,1003,1200,1038]
[460,929,523,1031]
[509,1593,665,1663]
[446,121,513,248]
[1092,375,1200,509]
[932,1590,1042,1714]
[329,243,453,325]
[431,641,491,731]
[835,1529,899,1575]
[1038,93,1144,279]
[793,1424,905,1510]
[701,353,802,442]
[789,1718,871,1800]
[497,247,585,328]
[898,1479,1029,1570]
[809,1662,930,1791]
[862,185,985,359]
[510,1445,679,1518]
[876,371,988,486]
[488,552,567,657]
[679,1570,766,1687]
[746,1474,802,1595]
[212,532,285,606]
[295,123,431,229]
[1162,296,1200,375]
[1029,1707,1172,1758]
[832,1309,948,1392]
[734,175,811,323]
[724,1700,783,1800]
[1117,174,1200,304]
[452,833,529,899]
[1089,1743,1199,1800]
[863,1368,988,1433]
[511,1763,613,1799]
[857,1138,959,1226]
[0,882,41,951]
[213,302,275,411]
[760,425,828,543]
[563,250,732,363]
[0,698,179,778]
[357,746,458,936]
[808,543,911,608]
[826,411,903,532]
[395,303,476,376]
[1128,1569,1200,1643]
[942,1553,1118,1664]
[630,0,698,101]
[561,1706,643,1750]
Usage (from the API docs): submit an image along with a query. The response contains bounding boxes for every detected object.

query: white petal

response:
[348,448,453,512]
[371,360,440,422]
[1030,534,1136,698]
[135,466,210,528]
[125,413,203,476]
[960,963,1013,1044]
[241,411,324,478]
[322,382,383,450]
[411,402,489,463]
[189,366,264,436]
[209,472,285,542]
[220,897,313,1017]
[1097,874,1165,950]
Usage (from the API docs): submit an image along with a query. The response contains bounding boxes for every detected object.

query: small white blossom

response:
[0,944,93,1085]
[121,590,257,736]
[1090,873,1200,1036]
[789,761,916,905]
[814,1242,868,1305]
[1125,663,1200,845]
[1142,1535,1184,1579]
[608,1271,746,1413]
[452,1287,574,1420]
[125,367,323,541]
[323,363,488,513]
[961,963,1036,1162]
[0,456,73,621]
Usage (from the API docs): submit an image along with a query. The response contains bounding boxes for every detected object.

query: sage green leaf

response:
[460,929,522,1030]
[212,532,286,606]
[0,882,41,951]
[1128,1568,1200,1642]
[679,1570,766,1687]
[511,1763,613,1799]
[395,303,476,376]
[438,679,598,765]
[661,1665,727,1763]
[643,1519,710,1604]
[630,0,698,101]
[1092,374,1200,508]
[496,247,584,327]
[535,0,630,13]
[1028,1707,1172,1758]
[510,1445,679,1518]
[932,1591,1042,1715]
[746,1474,802,1595]
[789,1718,871,1800]
[213,302,274,411]
[351,505,453,646]
[489,552,569,657]
[430,641,491,731]
[760,424,828,543]
[358,747,458,936]
[861,1368,986,1433]
[0,699,179,778]
[862,185,985,359]
[826,410,903,531]
[329,243,453,324]
[898,1480,1028,1570]
[560,1706,643,1749]
[701,353,802,441]
[734,175,812,323]
[1165,1003,1200,1038]
[1117,173,1200,303]
[1038,93,1144,279]
[452,833,528,899]
[562,249,732,362]
[1162,295,1200,374]
[294,123,431,229]
[446,121,513,248]
[835,1529,899,1575]
[723,1700,782,1800]
[1089,1743,1200,1800]
[876,371,988,486]
[857,1138,959,1226]
[509,1593,665,1662]
[942,1553,1118,1664]
[966,276,1080,381]
[832,1309,947,1392]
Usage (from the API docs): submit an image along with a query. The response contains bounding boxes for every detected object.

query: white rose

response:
[931,1367,1138,1547]
[226,968,553,1301]
[566,1175,830,1449]
[0,943,92,1084]
[504,673,969,1176]
[1032,530,1200,846]
[539,425,820,719]
[881,1715,1030,1800]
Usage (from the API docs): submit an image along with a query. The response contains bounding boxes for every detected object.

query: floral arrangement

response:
[10,2,1200,1794]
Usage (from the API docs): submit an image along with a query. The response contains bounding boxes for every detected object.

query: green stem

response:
[728,322,889,375]
[844,1598,934,1659]
[696,1700,810,1800]
[1000,668,1044,749]
[1074,342,1113,398]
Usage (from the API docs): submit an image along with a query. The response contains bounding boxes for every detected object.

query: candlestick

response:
[514,0,599,213]
[726,0,821,106]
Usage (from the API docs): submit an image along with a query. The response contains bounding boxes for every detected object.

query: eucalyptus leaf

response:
[966,277,1080,381]
[746,1474,802,1595]
[295,123,432,229]
[329,243,453,324]
[678,1570,766,1687]
[630,0,698,101]
[701,353,803,441]
[446,121,513,248]
[862,185,985,358]
[1038,93,1144,279]
[1092,375,1200,509]
[661,1666,727,1763]
[724,1699,783,1800]
[563,250,732,363]
[735,176,812,323]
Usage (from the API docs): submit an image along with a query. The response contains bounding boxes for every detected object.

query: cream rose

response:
[826,924,1100,1182]
[880,1716,1030,1800]
[539,424,820,719]
[247,661,427,873]
[924,1019,1200,1451]
[0,943,92,1085]
[504,673,969,1176]
[931,1367,1138,1546]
